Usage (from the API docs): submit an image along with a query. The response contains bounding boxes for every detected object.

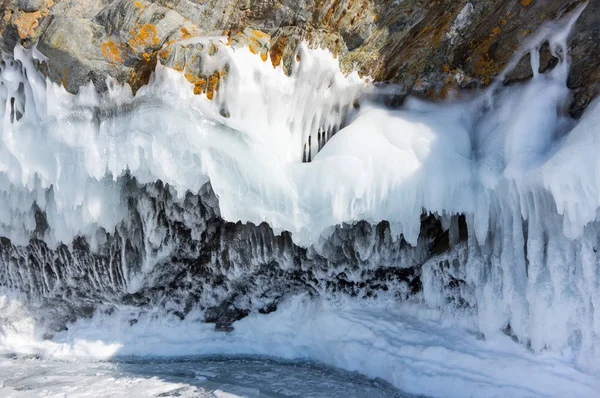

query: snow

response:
[1,293,598,398]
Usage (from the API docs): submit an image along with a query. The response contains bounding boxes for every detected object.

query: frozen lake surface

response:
[0,355,406,397]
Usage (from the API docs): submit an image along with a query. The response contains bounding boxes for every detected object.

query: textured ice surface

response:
[1,294,598,398]
[0,5,591,246]
[0,354,403,397]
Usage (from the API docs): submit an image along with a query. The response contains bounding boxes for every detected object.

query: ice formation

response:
[0,2,599,397]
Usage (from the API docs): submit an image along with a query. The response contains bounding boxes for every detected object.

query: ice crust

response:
[0,5,592,248]
[1,293,599,398]
[0,3,599,395]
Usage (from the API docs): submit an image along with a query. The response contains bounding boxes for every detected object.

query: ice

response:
[0,351,401,398]
[1,293,599,398]
[0,8,588,246]
[0,2,599,396]
[0,5,591,247]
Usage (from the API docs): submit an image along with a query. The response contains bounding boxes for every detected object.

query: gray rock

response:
[38,17,131,93]
[0,0,598,116]
[19,0,42,12]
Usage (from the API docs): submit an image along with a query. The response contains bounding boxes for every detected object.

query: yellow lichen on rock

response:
[101,41,124,63]
[128,23,160,50]
[180,27,198,39]
[183,69,225,99]
[10,0,54,39]
[13,11,41,39]
[246,29,271,61]
[248,29,269,39]
[205,72,221,99]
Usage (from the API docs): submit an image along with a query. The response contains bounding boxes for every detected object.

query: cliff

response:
[1,0,598,117]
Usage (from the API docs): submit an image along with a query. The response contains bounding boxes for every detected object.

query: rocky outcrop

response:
[0,176,453,333]
[0,0,598,116]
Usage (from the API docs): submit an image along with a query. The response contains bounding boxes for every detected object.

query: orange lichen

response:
[468,28,505,85]
[323,0,357,28]
[260,51,268,62]
[180,27,195,39]
[192,80,206,95]
[134,1,144,7]
[520,0,532,6]
[247,29,270,57]
[183,70,226,99]
[9,0,54,39]
[324,1,339,25]
[185,74,204,94]
[13,11,41,39]
[490,27,501,36]
[226,31,242,46]
[349,0,370,27]
[158,39,177,56]
[249,29,268,39]
[206,72,221,99]
[269,35,287,67]
[373,14,379,22]
[128,23,160,50]
[101,41,124,63]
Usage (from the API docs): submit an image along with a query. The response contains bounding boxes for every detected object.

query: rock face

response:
[0,177,449,333]
[0,0,598,116]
